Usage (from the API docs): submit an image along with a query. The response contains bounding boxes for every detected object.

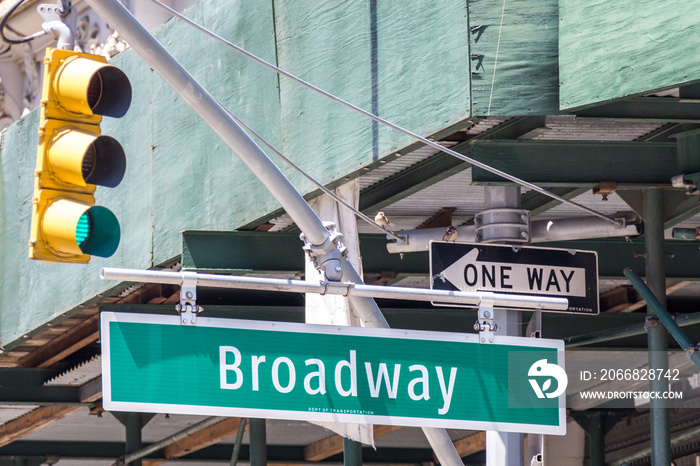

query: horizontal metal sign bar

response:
[101,267,568,311]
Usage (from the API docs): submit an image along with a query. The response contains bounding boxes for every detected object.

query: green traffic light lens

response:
[76,212,90,247]
[75,206,121,258]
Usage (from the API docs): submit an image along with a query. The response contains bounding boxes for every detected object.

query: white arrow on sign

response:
[435,249,586,297]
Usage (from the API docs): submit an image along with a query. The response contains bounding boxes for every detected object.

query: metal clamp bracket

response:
[300,221,347,282]
[474,295,499,343]
[644,315,659,329]
[474,208,530,243]
[177,271,203,325]
[38,1,75,50]
[321,281,355,297]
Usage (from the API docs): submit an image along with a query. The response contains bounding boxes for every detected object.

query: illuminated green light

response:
[75,206,120,257]
[76,212,90,247]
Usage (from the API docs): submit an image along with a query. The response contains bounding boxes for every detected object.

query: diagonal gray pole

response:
[84,0,382,329]
[84,1,463,463]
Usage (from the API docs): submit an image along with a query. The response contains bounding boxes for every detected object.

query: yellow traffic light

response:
[29,48,131,264]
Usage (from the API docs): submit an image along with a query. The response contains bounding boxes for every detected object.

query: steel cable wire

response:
[147,0,623,228]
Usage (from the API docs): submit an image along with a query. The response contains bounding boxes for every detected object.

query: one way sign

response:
[430,242,599,314]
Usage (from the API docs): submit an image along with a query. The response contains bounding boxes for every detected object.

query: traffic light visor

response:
[54,55,132,118]
[46,124,126,188]
[42,199,120,258]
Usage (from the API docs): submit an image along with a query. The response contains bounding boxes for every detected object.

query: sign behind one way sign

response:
[430,242,599,314]
[102,312,566,435]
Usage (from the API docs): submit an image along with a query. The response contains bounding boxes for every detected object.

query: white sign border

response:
[101,311,566,435]
[429,240,599,314]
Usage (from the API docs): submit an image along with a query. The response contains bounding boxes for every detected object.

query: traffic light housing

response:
[29,48,131,263]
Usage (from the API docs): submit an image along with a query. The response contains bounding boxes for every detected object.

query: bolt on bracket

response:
[300,221,347,282]
[177,271,203,325]
[474,296,499,344]
[644,315,659,329]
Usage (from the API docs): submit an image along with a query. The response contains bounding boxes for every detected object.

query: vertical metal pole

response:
[249,418,267,466]
[588,412,605,466]
[644,189,671,465]
[484,186,524,466]
[343,437,363,466]
[125,413,143,466]
[84,1,464,463]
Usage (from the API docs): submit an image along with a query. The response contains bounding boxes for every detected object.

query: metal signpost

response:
[431,242,599,314]
[101,312,566,435]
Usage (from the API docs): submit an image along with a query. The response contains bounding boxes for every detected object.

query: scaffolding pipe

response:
[624,268,700,369]
[101,267,568,310]
[249,418,267,466]
[564,311,700,348]
[614,423,700,465]
[588,412,605,466]
[230,418,247,466]
[114,416,227,466]
[124,413,143,466]
[343,437,362,466]
[643,189,671,466]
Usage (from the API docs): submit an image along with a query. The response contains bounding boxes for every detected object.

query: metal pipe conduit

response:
[387,215,641,254]
[625,267,700,370]
[101,267,569,310]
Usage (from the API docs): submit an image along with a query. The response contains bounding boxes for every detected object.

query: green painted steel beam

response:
[664,196,700,230]
[358,117,547,213]
[0,369,81,404]
[183,231,700,280]
[476,116,548,140]
[542,239,700,280]
[470,140,680,186]
[575,98,700,122]
[182,231,428,276]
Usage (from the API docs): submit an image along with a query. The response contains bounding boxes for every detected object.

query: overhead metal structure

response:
[3,0,700,464]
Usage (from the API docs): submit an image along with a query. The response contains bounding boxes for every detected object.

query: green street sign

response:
[101,312,566,435]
